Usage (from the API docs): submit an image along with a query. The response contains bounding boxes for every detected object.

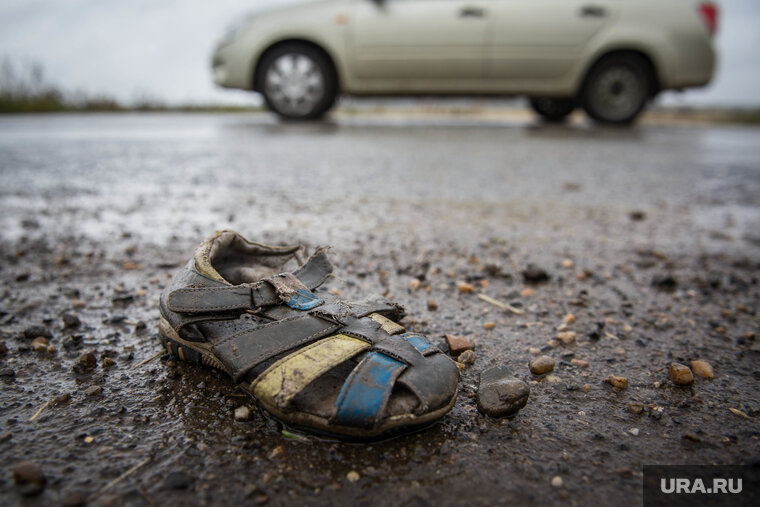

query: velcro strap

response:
[211,314,341,382]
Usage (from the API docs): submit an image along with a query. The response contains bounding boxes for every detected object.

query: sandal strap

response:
[212,314,341,382]
[166,250,332,314]
[331,351,407,428]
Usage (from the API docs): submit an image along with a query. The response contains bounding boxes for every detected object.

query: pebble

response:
[457,281,475,294]
[529,355,555,375]
[346,470,360,483]
[427,299,438,311]
[551,475,563,488]
[457,350,477,365]
[614,347,626,356]
[102,357,116,368]
[570,358,588,368]
[234,406,251,421]
[0,341,7,356]
[545,374,562,383]
[163,471,193,490]
[53,393,71,404]
[556,331,576,345]
[563,313,576,324]
[0,366,15,377]
[690,359,714,379]
[445,334,474,355]
[476,365,530,417]
[22,325,51,340]
[652,274,678,291]
[581,384,592,392]
[528,347,540,355]
[628,403,645,414]
[72,350,97,374]
[31,337,49,352]
[561,258,574,269]
[61,491,86,507]
[13,461,46,496]
[62,313,81,328]
[605,375,629,390]
[629,428,640,436]
[483,321,495,330]
[669,362,694,386]
[523,264,550,284]
[84,385,102,396]
[409,278,421,291]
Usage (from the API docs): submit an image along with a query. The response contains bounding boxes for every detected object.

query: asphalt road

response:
[1,112,759,506]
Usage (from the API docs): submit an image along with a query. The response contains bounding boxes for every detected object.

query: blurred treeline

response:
[0,57,124,113]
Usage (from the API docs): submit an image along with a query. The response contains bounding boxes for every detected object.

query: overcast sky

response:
[0,0,758,107]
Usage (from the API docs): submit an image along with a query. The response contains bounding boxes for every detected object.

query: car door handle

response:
[459,6,486,18]
[579,5,606,17]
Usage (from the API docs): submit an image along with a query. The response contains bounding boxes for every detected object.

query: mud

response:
[1,112,759,506]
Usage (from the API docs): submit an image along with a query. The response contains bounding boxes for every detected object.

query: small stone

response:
[605,375,629,390]
[561,258,574,269]
[652,274,678,291]
[521,287,535,297]
[46,344,56,355]
[476,365,530,418]
[62,313,81,328]
[545,374,562,383]
[163,471,193,490]
[409,278,421,291]
[629,210,646,221]
[445,334,474,355]
[102,357,116,368]
[0,366,15,377]
[53,393,71,404]
[628,403,645,414]
[556,331,576,345]
[84,436,94,444]
[457,350,477,365]
[690,360,714,379]
[0,341,7,356]
[523,264,550,284]
[23,325,52,340]
[234,406,251,421]
[629,428,640,436]
[427,299,438,311]
[614,347,626,356]
[483,321,495,330]
[346,470,360,483]
[13,461,46,496]
[457,281,475,294]
[563,314,576,324]
[668,362,694,386]
[528,347,540,355]
[61,491,86,507]
[529,355,555,375]
[268,445,284,460]
[84,385,102,396]
[570,358,588,368]
[581,383,592,392]
[73,350,97,374]
[31,337,49,352]
[551,475,563,488]
[682,432,701,443]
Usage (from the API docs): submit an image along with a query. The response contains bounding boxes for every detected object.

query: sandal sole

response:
[158,317,457,440]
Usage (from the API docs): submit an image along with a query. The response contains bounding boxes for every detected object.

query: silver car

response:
[212,0,718,124]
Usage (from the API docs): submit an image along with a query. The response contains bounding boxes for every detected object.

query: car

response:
[211,0,717,124]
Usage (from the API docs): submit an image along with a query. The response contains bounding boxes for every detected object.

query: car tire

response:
[581,54,653,125]
[529,97,576,123]
[258,44,337,120]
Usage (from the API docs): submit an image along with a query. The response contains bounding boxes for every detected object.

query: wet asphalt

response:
[0,112,759,506]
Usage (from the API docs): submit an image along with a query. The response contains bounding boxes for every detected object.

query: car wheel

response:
[259,44,337,120]
[529,97,576,123]
[581,54,653,125]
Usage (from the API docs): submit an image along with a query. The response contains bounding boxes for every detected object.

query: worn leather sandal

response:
[158,231,459,439]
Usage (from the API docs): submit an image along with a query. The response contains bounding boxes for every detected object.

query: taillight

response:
[698,2,718,36]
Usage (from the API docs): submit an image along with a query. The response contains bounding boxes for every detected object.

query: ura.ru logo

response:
[661,478,742,494]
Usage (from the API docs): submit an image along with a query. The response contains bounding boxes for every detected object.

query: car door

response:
[350,0,488,80]
[486,0,620,79]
